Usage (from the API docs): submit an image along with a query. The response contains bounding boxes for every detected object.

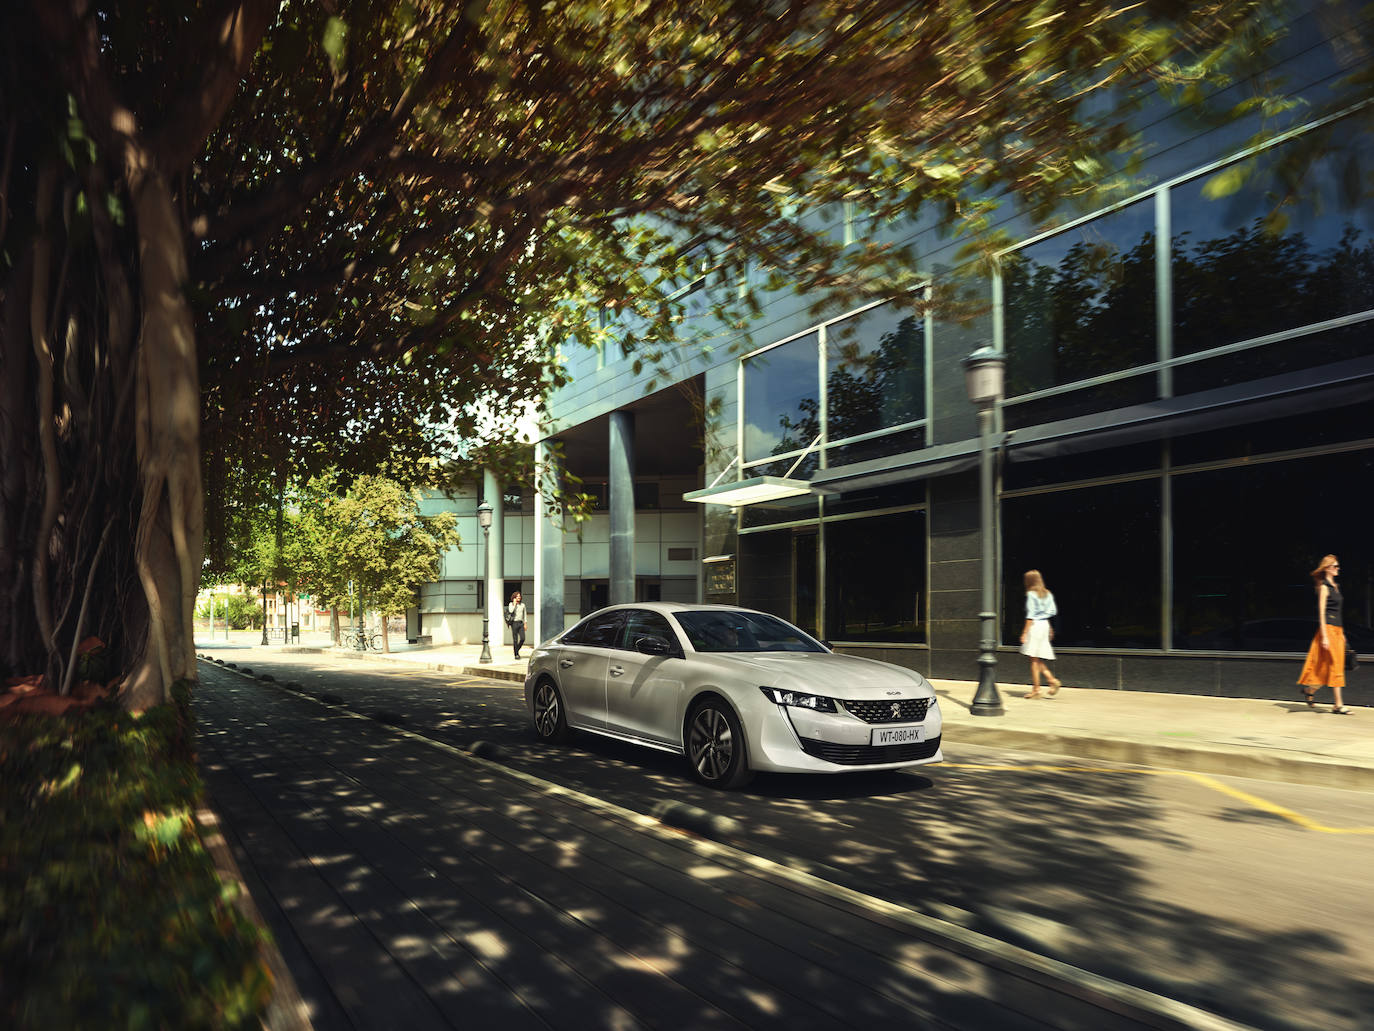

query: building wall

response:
[533,8,1372,698]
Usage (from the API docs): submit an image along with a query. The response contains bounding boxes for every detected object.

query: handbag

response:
[1346,647,1358,673]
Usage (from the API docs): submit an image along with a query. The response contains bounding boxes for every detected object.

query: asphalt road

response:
[194,651,1374,1031]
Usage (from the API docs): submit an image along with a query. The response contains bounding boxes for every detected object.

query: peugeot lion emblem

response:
[890,702,901,718]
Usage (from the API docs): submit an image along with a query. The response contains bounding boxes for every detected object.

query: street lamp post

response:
[477,500,493,664]
[964,345,1006,717]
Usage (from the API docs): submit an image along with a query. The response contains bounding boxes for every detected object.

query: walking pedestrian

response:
[1020,569,1062,699]
[507,590,527,659]
[1298,554,1352,714]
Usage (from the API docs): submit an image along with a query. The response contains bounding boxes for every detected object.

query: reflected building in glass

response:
[516,5,1373,699]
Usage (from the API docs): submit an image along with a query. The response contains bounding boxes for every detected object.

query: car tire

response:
[685,697,752,789]
[531,678,572,743]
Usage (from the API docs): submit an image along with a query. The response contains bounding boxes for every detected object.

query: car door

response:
[554,609,624,730]
[603,609,687,745]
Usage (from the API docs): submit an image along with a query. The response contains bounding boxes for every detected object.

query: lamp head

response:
[477,499,493,530]
[962,345,1006,407]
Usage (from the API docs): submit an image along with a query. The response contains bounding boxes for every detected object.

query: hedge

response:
[0,682,271,1029]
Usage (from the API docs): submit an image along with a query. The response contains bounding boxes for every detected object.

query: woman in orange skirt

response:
[1297,554,1352,714]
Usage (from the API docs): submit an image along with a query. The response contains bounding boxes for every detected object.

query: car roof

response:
[581,602,765,616]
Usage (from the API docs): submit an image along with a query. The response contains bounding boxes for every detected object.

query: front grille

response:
[842,698,931,724]
[798,735,942,766]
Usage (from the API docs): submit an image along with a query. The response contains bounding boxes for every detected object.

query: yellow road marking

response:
[945,762,1374,835]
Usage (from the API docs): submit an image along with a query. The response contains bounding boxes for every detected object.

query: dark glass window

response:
[1172,449,1374,651]
[743,333,819,462]
[1171,323,1372,395]
[620,610,680,654]
[826,427,926,468]
[562,609,625,648]
[1003,198,1157,397]
[824,481,925,517]
[1171,118,1374,357]
[1003,373,1157,431]
[1001,479,1162,648]
[1171,400,1374,467]
[824,510,927,643]
[674,610,825,653]
[634,482,660,509]
[740,494,818,529]
[1004,443,1161,491]
[825,302,925,442]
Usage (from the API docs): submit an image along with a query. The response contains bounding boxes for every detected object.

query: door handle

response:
[609,666,624,677]
[559,659,574,668]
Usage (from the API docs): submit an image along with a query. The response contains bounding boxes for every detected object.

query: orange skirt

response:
[1297,625,1345,689]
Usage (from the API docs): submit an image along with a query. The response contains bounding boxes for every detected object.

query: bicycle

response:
[343,628,383,651]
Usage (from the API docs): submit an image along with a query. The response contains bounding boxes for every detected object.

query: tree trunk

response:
[122,170,205,711]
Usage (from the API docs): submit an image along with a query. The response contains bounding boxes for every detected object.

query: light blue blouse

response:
[1025,591,1057,621]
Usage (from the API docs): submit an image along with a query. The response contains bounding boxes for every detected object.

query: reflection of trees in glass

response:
[773,314,924,455]
[1173,222,1374,353]
[1003,233,1156,396]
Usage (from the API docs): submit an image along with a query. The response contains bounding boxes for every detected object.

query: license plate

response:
[872,725,924,746]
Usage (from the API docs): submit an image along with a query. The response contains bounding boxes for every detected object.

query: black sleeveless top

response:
[1322,581,1343,627]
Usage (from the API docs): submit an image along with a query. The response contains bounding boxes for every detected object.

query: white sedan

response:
[524,602,942,788]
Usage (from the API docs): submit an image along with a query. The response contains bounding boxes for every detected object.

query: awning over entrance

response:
[683,475,814,506]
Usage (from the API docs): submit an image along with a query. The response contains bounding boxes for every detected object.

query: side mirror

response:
[635,636,672,656]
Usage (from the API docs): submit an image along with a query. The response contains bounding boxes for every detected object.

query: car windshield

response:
[673,610,827,654]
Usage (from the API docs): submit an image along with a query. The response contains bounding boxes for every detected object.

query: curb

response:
[951,722,1374,792]
[194,805,314,1031]
[285,645,529,683]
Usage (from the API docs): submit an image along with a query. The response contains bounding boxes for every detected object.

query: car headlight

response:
[758,686,837,712]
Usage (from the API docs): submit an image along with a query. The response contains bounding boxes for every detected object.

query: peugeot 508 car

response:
[524,602,942,788]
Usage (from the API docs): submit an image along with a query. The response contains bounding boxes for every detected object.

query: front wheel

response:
[369,634,384,652]
[686,698,752,789]
[531,678,572,742]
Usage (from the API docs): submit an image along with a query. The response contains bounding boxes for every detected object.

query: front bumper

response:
[748,698,944,773]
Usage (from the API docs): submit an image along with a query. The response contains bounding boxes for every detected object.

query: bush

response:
[0,683,271,1029]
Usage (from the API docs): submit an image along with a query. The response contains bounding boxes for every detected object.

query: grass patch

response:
[0,682,271,1029]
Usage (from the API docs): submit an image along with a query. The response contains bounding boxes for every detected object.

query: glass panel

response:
[1171,119,1374,356]
[740,493,818,529]
[1172,449,1374,651]
[794,531,818,635]
[824,510,926,643]
[823,481,925,517]
[1004,444,1161,491]
[1171,321,1372,395]
[826,427,926,468]
[743,333,819,462]
[1003,198,1156,397]
[1001,479,1162,648]
[1171,400,1374,467]
[825,302,925,441]
[1003,373,1156,430]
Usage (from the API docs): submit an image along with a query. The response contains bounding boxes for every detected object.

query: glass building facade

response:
[535,23,1373,698]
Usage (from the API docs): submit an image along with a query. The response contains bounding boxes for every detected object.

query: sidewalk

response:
[196,632,1373,792]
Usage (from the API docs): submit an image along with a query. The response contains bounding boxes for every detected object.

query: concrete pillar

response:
[483,467,505,649]
[534,439,565,643]
[609,411,635,605]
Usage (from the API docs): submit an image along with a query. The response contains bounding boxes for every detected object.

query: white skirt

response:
[1021,619,1056,661]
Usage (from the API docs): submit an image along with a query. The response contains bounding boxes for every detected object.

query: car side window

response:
[620,611,679,656]
[578,610,626,649]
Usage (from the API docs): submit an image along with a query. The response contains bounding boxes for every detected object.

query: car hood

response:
[698,651,932,698]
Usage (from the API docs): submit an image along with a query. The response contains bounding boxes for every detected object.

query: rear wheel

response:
[686,698,752,789]
[532,678,572,742]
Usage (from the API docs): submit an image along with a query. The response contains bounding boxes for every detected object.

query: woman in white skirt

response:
[1020,569,1062,699]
